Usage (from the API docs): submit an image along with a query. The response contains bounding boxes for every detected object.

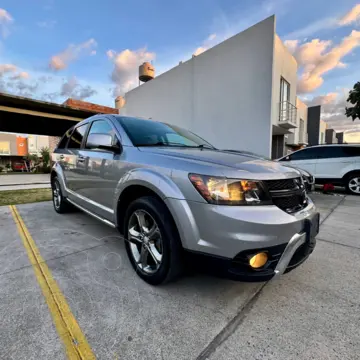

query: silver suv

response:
[51,115,319,285]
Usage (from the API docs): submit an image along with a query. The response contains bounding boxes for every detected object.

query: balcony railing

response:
[278,101,297,129]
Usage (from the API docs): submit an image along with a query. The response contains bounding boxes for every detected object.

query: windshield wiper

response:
[196,144,217,150]
[136,141,191,147]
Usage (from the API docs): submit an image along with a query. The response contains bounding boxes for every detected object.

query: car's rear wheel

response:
[51,177,73,213]
[124,196,183,285]
[345,173,360,195]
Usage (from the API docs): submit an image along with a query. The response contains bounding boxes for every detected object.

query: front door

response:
[77,119,123,221]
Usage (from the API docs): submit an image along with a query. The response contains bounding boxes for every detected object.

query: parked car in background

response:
[278,144,360,195]
[51,115,319,285]
[12,161,27,172]
[224,150,315,192]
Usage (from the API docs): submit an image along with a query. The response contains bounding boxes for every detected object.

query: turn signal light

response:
[249,252,268,269]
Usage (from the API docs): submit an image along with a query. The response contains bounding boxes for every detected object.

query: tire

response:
[51,177,73,213]
[345,173,360,195]
[124,196,183,285]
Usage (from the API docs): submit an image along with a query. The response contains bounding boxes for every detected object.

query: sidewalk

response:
[0,174,50,191]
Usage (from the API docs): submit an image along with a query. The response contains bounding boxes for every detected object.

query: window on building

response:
[67,124,88,149]
[280,77,290,104]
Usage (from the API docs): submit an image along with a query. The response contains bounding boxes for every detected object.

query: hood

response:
[138,147,301,177]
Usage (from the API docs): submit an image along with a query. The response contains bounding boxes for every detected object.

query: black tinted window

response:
[288,148,320,160]
[343,146,360,157]
[118,117,214,148]
[57,128,73,149]
[67,124,88,149]
[315,146,347,159]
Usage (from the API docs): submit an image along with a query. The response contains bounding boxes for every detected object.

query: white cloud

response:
[284,39,299,54]
[0,9,13,38]
[192,33,218,57]
[107,48,155,96]
[0,63,17,74]
[338,4,360,26]
[293,31,360,93]
[60,76,97,100]
[10,71,30,80]
[304,89,360,133]
[49,38,97,70]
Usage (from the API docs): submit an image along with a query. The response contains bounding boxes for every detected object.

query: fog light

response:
[249,252,268,268]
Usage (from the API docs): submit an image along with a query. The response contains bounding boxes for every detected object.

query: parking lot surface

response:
[0,193,359,360]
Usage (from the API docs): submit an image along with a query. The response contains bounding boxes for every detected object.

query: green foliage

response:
[0,166,3,173]
[40,147,51,167]
[345,82,360,121]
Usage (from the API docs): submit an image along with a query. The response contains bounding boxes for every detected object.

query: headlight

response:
[189,174,271,205]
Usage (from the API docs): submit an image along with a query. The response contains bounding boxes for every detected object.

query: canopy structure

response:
[0,93,116,136]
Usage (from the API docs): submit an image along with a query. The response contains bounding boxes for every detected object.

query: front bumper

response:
[165,196,319,280]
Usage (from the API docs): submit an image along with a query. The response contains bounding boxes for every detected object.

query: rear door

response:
[63,123,89,194]
[278,147,318,174]
[315,146,357,180]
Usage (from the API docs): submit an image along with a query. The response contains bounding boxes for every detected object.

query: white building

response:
[120,16,299,159]
[27,135,50,156]
[319,120,327,145]
[284,98,308,153]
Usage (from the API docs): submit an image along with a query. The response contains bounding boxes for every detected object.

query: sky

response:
[1,0,360,141]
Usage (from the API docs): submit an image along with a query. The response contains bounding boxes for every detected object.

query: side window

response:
[288,148,310,160]
[67,124,88,149]
[85,120,118,149]
[343,146,360,157]
[316,146,346,159]
[57,128,73,149]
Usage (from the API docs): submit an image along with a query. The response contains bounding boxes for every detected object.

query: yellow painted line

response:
[9,205,96,360]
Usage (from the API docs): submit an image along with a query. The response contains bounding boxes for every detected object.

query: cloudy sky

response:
[1,0,360,141]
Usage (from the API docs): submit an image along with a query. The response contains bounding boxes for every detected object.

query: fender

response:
[113,168,185,226]
[51,163,68,196]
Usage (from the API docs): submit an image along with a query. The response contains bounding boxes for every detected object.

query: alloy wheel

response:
[52,180,62,209]
[349,177,360,194]
[127,210,163,274]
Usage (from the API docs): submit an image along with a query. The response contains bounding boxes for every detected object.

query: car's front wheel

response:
[345,173,360,195]
[124,196,183,285]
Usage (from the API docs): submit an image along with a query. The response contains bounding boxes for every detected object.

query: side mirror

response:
[86,133,120,152]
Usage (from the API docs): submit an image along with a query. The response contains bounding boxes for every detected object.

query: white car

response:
[278,144,360,195]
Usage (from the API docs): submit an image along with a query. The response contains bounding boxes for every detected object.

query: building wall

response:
[121,16,276,157]
[319,120,327,144]
[28,135,50,155]
[16,136,28,156]
[271,34,298,127]
[285,98,308,147]
[0,133,17,155]
[307,105,321,146]
[49,136,61,152]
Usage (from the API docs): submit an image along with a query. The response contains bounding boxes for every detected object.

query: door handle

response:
[59,154,64,160]
[77,156,85,163]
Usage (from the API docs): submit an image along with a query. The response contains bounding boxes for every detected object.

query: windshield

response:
[118,117,215,148]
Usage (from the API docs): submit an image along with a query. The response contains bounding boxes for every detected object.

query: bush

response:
[42,166,51,174]
[0,166,3,173]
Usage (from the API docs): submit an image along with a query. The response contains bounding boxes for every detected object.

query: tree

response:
[40,147,50,167]
[40,147,51,173]
[345,82,360,121]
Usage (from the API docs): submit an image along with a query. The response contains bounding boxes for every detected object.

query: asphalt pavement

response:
[0,193,359,360]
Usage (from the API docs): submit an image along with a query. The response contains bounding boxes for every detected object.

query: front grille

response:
[272,193,307,214]
[265,178,297,191]
[264,177,307,214]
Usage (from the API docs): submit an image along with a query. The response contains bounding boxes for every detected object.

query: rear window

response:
[57,128,73,149]
[67,124,88,149]
[343,146,360,157]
